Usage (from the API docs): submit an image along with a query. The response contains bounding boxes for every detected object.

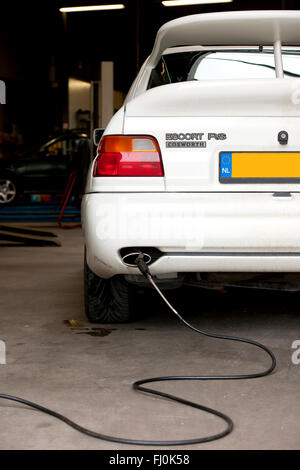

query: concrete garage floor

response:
[0,226,299,450]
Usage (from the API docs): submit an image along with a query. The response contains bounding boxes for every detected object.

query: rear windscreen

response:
[148,49,300,89]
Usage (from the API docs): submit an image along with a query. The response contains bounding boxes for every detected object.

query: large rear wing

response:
[148,11,300,78]
[125,11,300,103]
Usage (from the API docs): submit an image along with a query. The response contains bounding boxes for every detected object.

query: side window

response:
[43,138,75,159]
[148,58,171,89]
[148,52,204,89]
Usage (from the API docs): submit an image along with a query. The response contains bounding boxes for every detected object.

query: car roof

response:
[148,11,300,67]
[39,131,89,149]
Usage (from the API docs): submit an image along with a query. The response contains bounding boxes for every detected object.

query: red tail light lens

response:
[93,135,164,177]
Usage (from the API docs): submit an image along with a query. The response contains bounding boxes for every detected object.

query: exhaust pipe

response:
[122,251,152,267]
[120,247,163,266]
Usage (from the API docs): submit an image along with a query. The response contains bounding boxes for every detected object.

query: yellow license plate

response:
[220,152,300,183]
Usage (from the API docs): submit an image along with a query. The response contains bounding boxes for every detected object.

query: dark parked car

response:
[0,131,90,204]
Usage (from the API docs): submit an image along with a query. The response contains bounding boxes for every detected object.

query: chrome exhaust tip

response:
[121,252,152,267]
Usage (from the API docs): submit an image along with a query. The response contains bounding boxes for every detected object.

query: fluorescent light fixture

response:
[59,4,125,13]
[162,0,232,6]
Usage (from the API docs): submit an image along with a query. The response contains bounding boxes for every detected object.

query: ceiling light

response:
[59,4,125,13]
[162,0,233,6]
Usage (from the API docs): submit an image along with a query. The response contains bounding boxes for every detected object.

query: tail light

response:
[93,135,164,177]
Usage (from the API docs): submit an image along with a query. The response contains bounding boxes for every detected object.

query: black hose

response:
[0,269,276,446]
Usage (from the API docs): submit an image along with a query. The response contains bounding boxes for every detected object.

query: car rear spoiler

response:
[148,10,300,78]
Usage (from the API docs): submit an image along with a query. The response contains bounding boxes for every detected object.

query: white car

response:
[82,10,300,323]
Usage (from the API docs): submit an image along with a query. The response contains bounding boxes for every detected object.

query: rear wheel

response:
[84,250,134,323]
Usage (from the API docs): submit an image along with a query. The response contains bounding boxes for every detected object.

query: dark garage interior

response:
[0,0,300,454]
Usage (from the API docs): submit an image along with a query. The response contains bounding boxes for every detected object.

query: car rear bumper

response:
[82,192,300,278]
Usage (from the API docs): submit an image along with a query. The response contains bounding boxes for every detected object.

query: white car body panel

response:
[82,10,300,280]
[82,192,300,278]
[124,115,300,193]
[125,79,300,118]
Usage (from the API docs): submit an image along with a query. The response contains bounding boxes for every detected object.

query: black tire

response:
[84,250,134,323]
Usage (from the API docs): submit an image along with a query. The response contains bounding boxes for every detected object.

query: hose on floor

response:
[0,255,276,446]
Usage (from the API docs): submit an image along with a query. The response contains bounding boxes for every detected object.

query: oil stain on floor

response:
[64,320,147,337]
[63,319,116,337]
